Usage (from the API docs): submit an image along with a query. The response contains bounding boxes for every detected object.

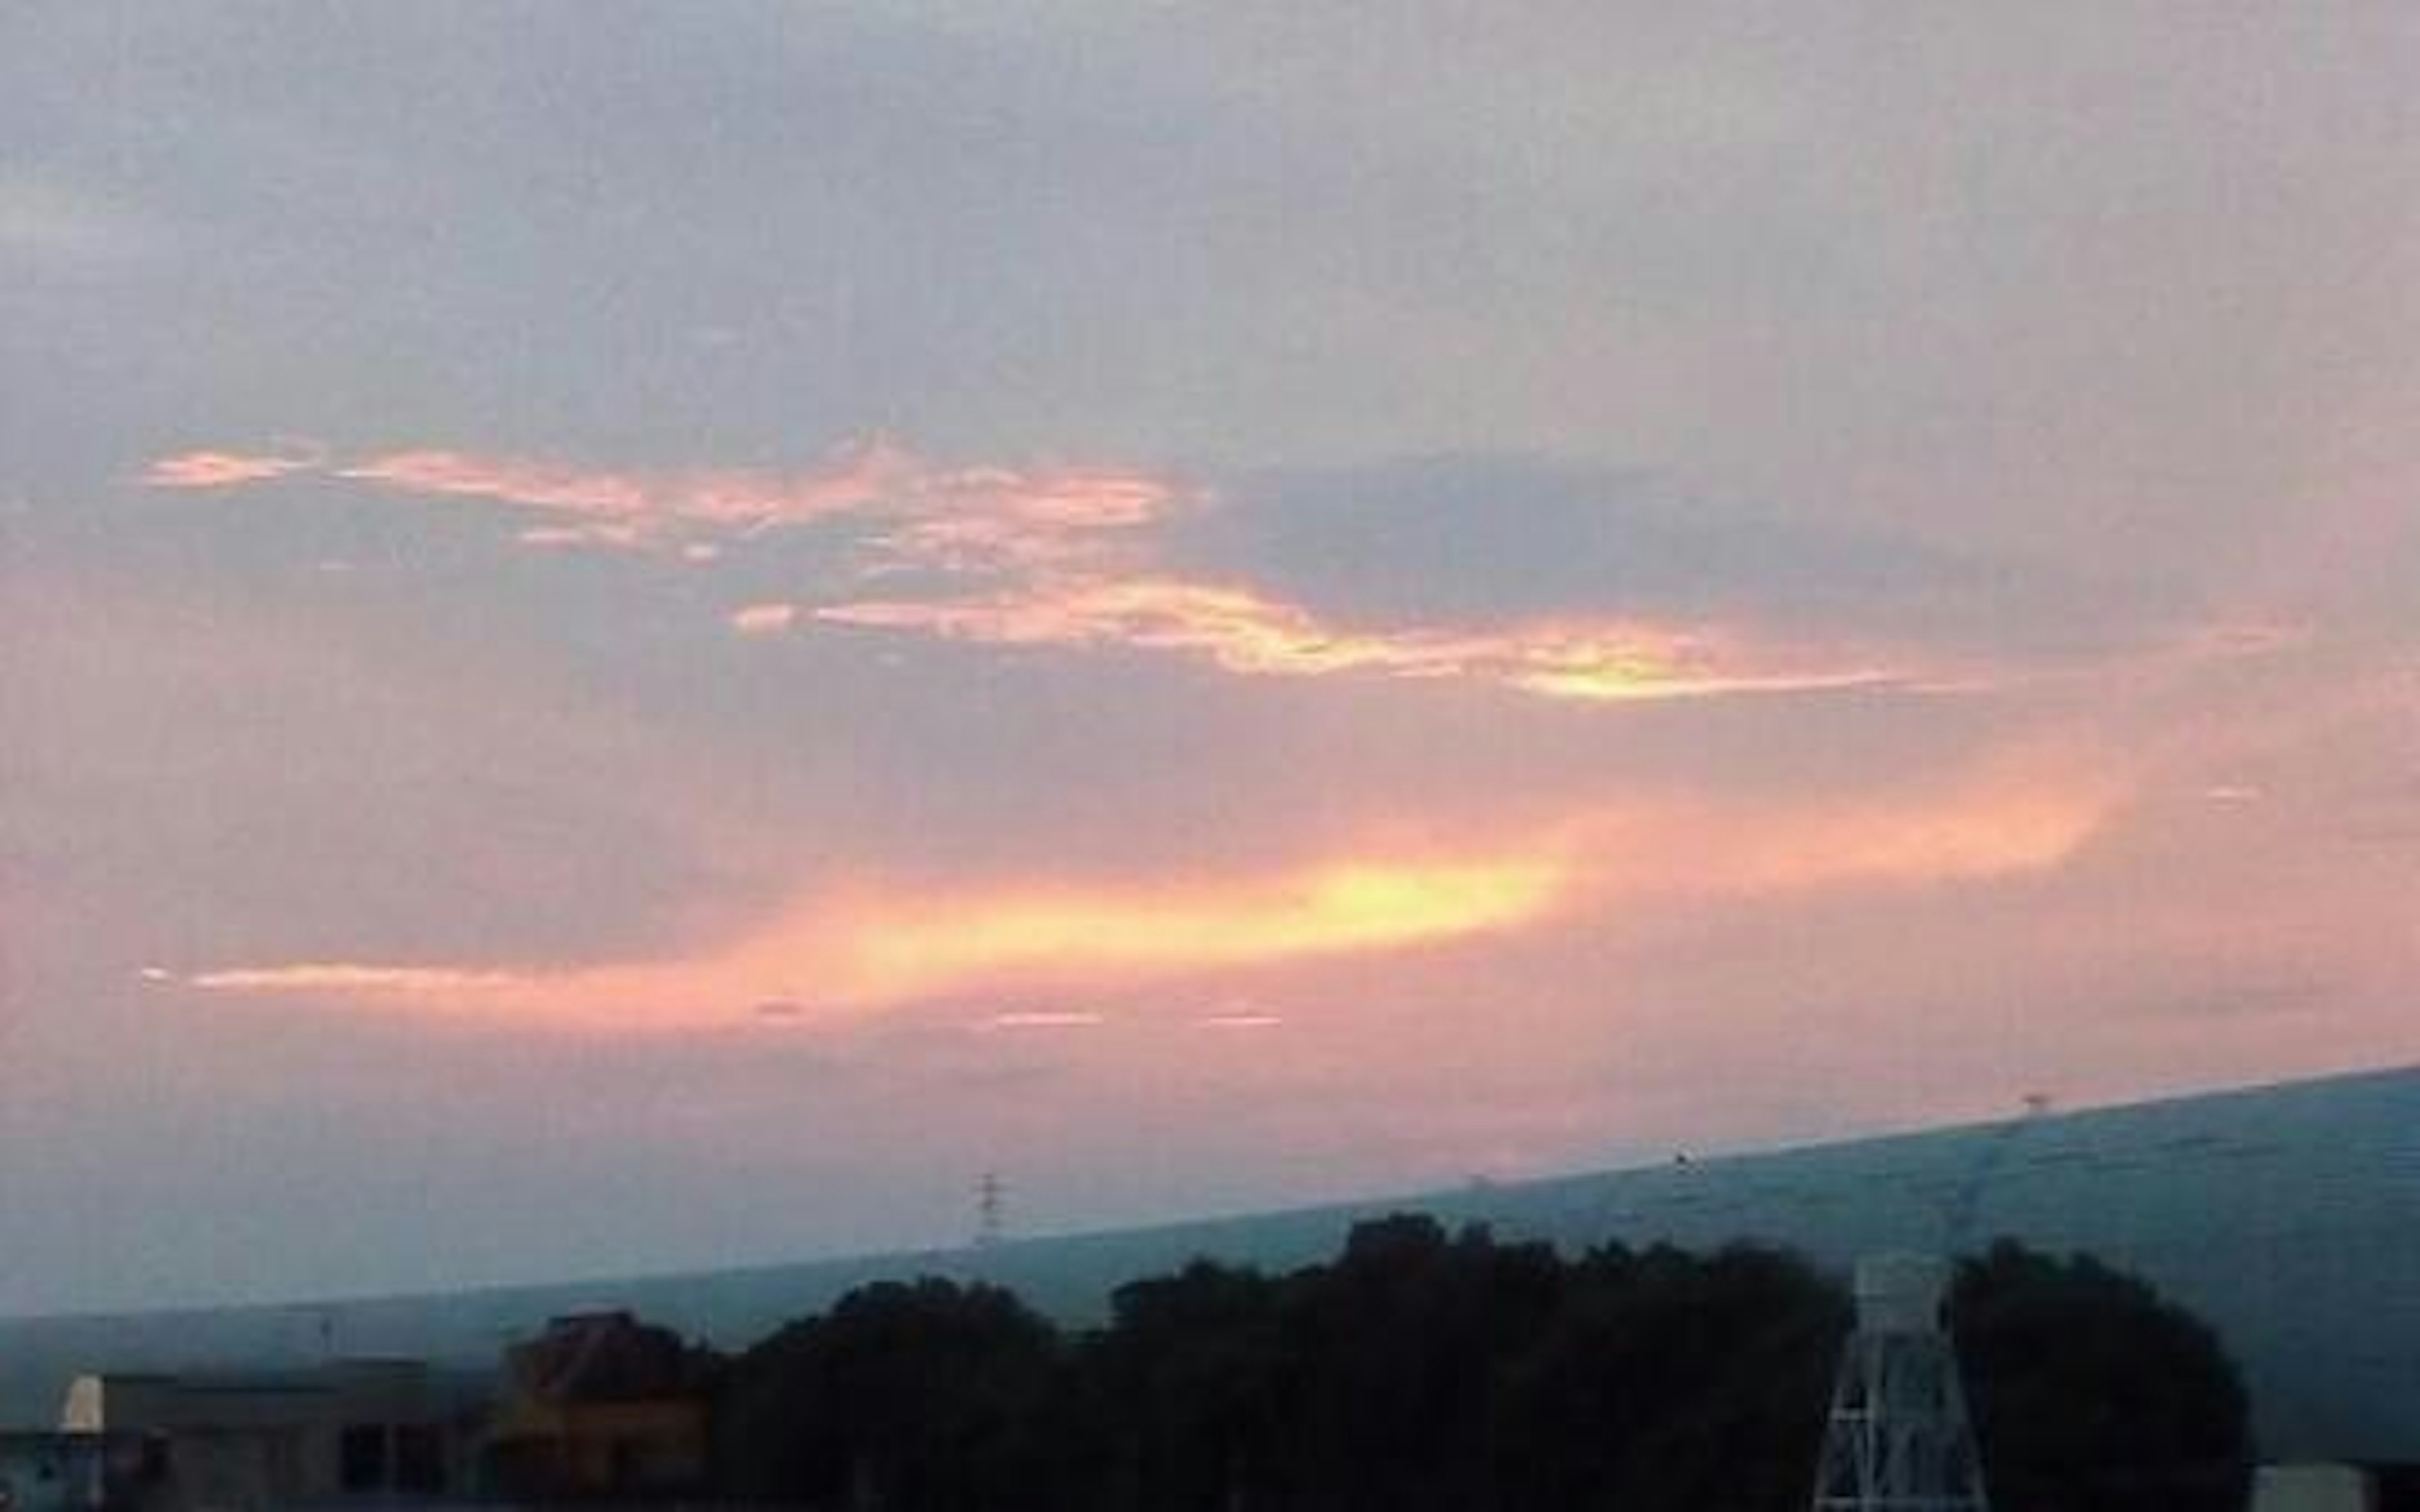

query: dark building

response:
[483,1312,711,1501]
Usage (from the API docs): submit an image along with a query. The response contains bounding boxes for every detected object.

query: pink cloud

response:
[863,466,1182,571]
[139,432,1926,706]
[335,450,655,517]
[182,750,2118,1034]
[185,842,1582,1032]
[819,572,1907,705]
[321,438,1182,564]
[728,602,800,636]
[323,437,924,533]
[138,447,321,489]
[516,522,650,551]
[164,433,1190,571]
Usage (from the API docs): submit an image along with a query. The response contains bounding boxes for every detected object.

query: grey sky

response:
[2,3,2412,1314]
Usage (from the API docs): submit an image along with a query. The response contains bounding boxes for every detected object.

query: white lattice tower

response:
[1811,1252,1991,1512]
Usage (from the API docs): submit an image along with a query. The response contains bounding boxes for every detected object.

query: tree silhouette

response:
[1954,1241,2249,1512]
[1088,1259,1286,1512]
[713,1278,1062,1512]
[704,1224,2251,1512]
[1495,1240,1848,1512]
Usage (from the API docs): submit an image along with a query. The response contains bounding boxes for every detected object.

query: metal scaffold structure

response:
[1809,1252,1991,1512]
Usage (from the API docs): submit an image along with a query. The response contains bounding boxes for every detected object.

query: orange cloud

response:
[728,602,800,636]
[140,433,1922,704]
[982,1010,1110,1030]
[148,435,1188,568]
[819,573,1904,704]
[1671,760,2121,895]
[139,447,320,489]
[321,438,1181,564]
[336,451,655,517]
[331,437,917,536]
[516,522,650,551]
[187,845,1578,1033]
[862,467,1180,571]
[185,963,523,996]
[183,757,2115,1034]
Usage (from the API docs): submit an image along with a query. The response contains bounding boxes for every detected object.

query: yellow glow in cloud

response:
[820,573,1904,705]
[187,847,1576,1033]
[139,448,320,489]
[863,467,1180,571]
[830,854,1570,1004]
[183,755,2119,1035]
[1508,662,1898,704]
[146,435,1184,566]
[187,963,524,995]
[141,433,1912,706]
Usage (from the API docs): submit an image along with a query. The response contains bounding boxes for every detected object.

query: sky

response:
[2,3,2415,1315]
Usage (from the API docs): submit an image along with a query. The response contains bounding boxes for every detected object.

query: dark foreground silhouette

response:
[681,1221,2247,1512]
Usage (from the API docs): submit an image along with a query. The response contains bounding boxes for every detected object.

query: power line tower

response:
[974,1171,1006,1248]
[1810,1252,1991,1512]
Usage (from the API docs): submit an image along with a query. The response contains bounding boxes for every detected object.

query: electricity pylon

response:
[974,1171,1006,1247]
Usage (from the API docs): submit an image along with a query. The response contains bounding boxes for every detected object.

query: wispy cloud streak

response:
[815,574,1904,703]
[982,1010,1109,1031]
[141,435,1927,704]
[318,438,1185,565]
[728,603,800,636]
[181,755,2117,1034]
[146,435,1180,561]
[139,447,322,489]
[187,845,1577,1032]
[328,438,930,537]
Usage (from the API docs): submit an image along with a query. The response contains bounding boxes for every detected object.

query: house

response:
[58,1361,480,1512]
[0,1429,103,1512]
[483,1313,712,1501]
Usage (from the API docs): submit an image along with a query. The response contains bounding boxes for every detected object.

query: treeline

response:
[702,1218,2247,1512]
